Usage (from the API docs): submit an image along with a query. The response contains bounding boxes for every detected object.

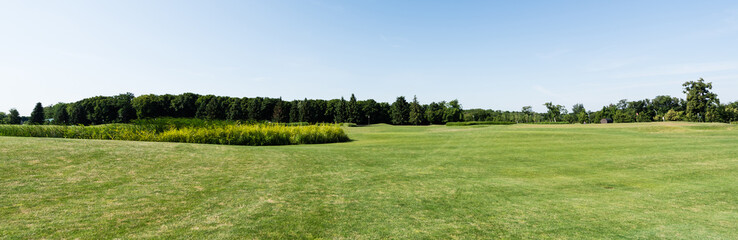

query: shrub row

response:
[445,121,516,126]
[0,123,349,146]
[525,121,570,125]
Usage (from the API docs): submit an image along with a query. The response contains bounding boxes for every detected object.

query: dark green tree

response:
[227,98,245,120]
[298,98,309,123]
[683,78,719,122]
[8,109,21,124]
[29,102,45,124]
[0,111,6,124]
[425,102,445,124]
[443,100,463,123]
[171,92,200,118]
[390,96,409,125]
[131,94,168,119]
[272,99,287,122]
[289,100,299,123]
[543,102,565,122]
[360,99,379,125]
[335,97,347,123]
[54,104,70,125]
[247,97,262,120]
[347,94,358,123]
[521,106,534,123]
[408,95,424,125]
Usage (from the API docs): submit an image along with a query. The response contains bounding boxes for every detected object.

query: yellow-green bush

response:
[0,123,348,146]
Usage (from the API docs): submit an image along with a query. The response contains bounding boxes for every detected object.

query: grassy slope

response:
[1,122,737,239]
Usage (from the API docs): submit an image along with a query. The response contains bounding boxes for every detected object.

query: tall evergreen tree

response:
[289,100,299,123]
[390,96,409,125]
[347,94,358,123]
[29,102,45,124]
[272,99,286,122]
[409,95,424,125]
[299,98,310,123]
[334,97,347,123]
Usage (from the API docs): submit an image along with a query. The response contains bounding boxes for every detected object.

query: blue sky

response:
[2,0,738,115]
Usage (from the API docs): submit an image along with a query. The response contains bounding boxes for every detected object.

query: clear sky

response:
[2,0,738,115]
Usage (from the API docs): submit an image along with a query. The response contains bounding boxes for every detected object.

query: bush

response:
[446,121,515,126]
[0,121,349,146]
[664,109,684,121]
[525,122,570,125]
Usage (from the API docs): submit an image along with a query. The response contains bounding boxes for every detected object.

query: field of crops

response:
[1,122,737,238]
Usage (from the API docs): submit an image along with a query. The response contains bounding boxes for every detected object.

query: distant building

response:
[600,118,613,124]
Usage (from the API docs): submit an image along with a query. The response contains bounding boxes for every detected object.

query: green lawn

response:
[1,122,737,239]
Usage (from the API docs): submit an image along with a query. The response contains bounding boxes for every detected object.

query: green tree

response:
[443,100,463,123]
[289,100,300,122]
[29,102,45,124]
[408,95,424,125]
[8,108,21,124]
[425,102,445,124]
[521,106,534,123]
[247,97,262,120]
[347,94,359,123]
[272,99,287,122]
[683,78,719,122]
[390,96,409,125]
[543,102,565,122]
[171,92,200,118]
[360,99,379,124]
[227,98,245,120]
[68,103,89,125]
[298,98,309,123]
[54,104,70,125]
[132,94,167,119]
[0,111,6,124]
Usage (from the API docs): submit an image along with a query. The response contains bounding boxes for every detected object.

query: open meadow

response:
[1,122,737,239]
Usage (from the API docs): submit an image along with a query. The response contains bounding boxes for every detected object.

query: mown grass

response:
[1,122,737,239]
[0,120,347,146]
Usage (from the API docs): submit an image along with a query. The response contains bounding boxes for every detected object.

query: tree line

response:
[2,78,735,125]
[461,79,737,124]
[0,93,463,125]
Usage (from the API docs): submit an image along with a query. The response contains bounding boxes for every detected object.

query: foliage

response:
[408,95,426,125]
[0,120,349,146]
[347,94,358,124]
[443,100,463,123]
[29,102,45,124]
[527,121,570,124]
[8,108,21,124]
[391,96,409,125]
[664,109,684,121]
[446,121,515,126]
[683,78,718,122]
[543,102,565,122]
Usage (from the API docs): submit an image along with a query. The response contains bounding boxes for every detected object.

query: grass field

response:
[1,122,737,239]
